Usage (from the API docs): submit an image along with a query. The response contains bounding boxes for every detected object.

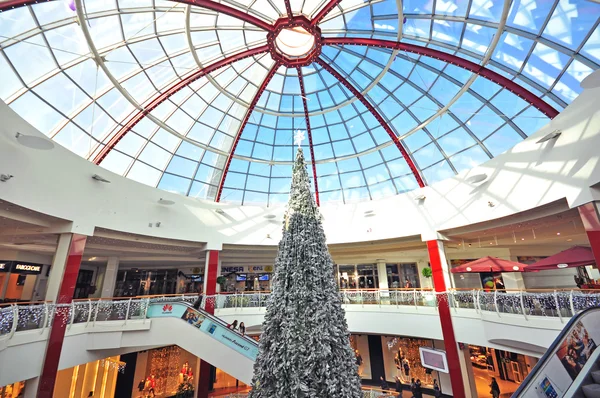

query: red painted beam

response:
[37,234,87,398]
[93,45,269,165]
[311,0,342,26]
[0,0,274,31]
[296,66,320,206]
[215,61,282,202]
[427,240,466,398]
[315,58,425,188]
[284,0,293,19]
[323,37,560,119]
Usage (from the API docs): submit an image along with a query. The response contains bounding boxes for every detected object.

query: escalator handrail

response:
[511,305,600,397]
[150,300,259,348]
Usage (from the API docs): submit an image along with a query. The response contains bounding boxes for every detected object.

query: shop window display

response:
[383,336,436,388]
[386,264,420,289]
[0,381,25,398]
[114,269,178,297]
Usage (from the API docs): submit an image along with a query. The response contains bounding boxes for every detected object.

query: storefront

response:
[54,356,124,398]
[0,260,46,302]
[382,336,437,388]
[220,265,274,292]
[113,269,178,297]
[0,380,25,397]
[131,346,199,398]
[468,345,538,396]
[337,263,419,289]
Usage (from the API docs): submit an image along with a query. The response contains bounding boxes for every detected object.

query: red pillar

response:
[37,234,87,397]
[427,240,466,398]
[198,250,219,398]
[578,202,600,265]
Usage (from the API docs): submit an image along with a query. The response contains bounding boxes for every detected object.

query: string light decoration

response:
[150,346,181,396]
[99,357,126,374]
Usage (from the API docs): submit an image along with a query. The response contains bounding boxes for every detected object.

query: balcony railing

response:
[1,289,599,339]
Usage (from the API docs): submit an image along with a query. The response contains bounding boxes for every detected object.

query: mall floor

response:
[473,367,520,397]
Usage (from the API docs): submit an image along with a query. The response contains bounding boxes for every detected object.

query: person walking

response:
[414,379,423,398]
[433,379,441,397]
[380,376,390,391]
[395,376,403,396]
[490,377,501,398]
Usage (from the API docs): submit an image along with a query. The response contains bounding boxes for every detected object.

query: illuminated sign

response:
[221,265,274,273]
[0,262,10,272]
[10,261,43,275]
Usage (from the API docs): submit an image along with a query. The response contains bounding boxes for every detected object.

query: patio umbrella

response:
[524,246,595,272]
[450,256,527,274]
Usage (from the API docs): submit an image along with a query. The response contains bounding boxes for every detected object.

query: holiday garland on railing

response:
[247,148,363,398]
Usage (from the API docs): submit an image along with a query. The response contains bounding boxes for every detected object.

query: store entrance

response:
[74,269,94,299]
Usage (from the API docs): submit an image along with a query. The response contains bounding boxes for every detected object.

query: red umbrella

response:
[524,246,595,272]
[450,256,527,274]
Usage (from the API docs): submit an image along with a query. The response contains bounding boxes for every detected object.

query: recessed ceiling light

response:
[15,132,54,150]
[215,209,225,214]
[92,174,111,183]
[521,238,525,241]
[557,263,569,269]
[536,130,562,144]
[556,232,561,236]
[264,214,276,219]
[466,173,487,184]
[414,194,426,201]
[88,257,97,261]
[158,198,175,205]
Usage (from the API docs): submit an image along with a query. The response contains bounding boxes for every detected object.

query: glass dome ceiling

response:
[1,0,598,205]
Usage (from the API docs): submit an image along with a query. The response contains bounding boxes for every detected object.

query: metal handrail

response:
[1,289,599,340]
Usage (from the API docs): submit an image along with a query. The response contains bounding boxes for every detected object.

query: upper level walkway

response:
[1,288,599,389]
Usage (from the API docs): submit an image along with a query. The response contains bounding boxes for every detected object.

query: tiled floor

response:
[473,367,520,397]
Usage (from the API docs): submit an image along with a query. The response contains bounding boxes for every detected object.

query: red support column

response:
[578,202,600,265]
[426,240,466,398]
[37,234,87,398]
[198,250,220,398]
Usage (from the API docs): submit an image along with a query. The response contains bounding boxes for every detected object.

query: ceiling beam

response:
[215,61,282,202]
[315,57,426,188]
[311,0,342,26]
[322,37,560,119]
[93,45,270,165]
[296,66,320,206]
[0,0,274,31]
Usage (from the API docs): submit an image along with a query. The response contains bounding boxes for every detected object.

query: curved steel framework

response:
[215,61,282,202]
[0,0,566,205]
[315,57,425,188]
[322,37,560,119]
[297,66,320,206]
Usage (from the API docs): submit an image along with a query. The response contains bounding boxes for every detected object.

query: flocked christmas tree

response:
[247,144,363,398]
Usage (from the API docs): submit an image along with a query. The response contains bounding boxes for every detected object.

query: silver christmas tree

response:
[248,148,363,398]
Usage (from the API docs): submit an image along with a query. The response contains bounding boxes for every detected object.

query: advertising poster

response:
[555,321,597,380]
[181,308,206,329]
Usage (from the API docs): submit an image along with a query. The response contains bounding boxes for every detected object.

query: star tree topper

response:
[294,129,305,148]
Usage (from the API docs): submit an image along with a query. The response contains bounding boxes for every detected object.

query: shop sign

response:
[0,261,12,272]
[11,261,43,274]
[221,265,274,273]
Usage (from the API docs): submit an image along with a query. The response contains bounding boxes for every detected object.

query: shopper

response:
[379,376,389,391]
[239,321,246,335]
[410,378,416,397]
[433,379,441,397]
[403,359,410,377]
[228,320,239,330]
[395,376,403,395]
[404,279,413,289]
[490,377,500,398]
[414,379,423,398]
[192,294,203,310]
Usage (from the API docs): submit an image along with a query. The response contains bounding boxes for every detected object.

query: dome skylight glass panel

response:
[0,0,598,205]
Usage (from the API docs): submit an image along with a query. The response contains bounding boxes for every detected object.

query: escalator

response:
[512,307,600,397]
[144,301,258,383]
